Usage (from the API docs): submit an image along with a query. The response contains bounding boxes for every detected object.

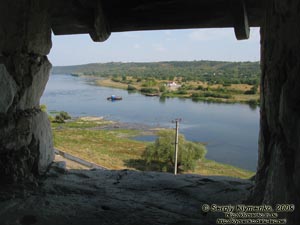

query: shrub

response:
[127,85,137,91]
[140,88,159,94]
[223,83,231,87]
[40,104,47,112]
[142,79,157,87]
[176,90,188,95]
[60,111,71,120]
[54,114,65,123]
[143,130,207,172]
[48,115,54,122]
[196,85,205,90]
[192,92,232,99]
[40,104,54,121]
[203,92,231,99]
[159,85,166,92]
[54,111,71,123]
[244,86,258,95]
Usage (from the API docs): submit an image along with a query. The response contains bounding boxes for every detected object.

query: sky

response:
[48,28,260,66]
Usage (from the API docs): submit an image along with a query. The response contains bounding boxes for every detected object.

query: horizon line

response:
[53,59,260,67]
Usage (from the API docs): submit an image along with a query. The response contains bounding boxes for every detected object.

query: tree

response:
[142,130,206,172]
[127,85,137,91]
[159,84,166,92]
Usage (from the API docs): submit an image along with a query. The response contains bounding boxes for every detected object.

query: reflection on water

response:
[41,74,259,171]
[159,96,166,104]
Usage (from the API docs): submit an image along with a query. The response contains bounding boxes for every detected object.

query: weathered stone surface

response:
[0,111,54,183]
[0,0,53,184]
[0,64,17,113]
[0,168,253,225]
[251,0,300,224]
[1,54,51,111]
[18,56,52,110]
[0,55,53,181]
[0,0,52,55]
[32,112,54,174]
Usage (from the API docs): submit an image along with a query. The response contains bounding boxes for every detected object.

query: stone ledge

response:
[0,166,253,225]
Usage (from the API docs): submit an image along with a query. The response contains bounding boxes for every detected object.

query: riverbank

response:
[52,116,255,179]
[94,77,260,105]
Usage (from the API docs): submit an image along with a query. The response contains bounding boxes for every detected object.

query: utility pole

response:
[172,118,181,175]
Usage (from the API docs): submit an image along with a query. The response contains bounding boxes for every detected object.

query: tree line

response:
[52,60,260,85]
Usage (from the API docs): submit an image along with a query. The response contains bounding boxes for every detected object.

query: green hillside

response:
[52,61,260,85]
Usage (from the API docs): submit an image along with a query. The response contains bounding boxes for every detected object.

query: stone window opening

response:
[0,1,299,224]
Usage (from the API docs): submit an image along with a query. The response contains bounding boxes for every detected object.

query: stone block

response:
[19,56,52,110]
[0,0,52,55]
[0,64,17,113]
[0,111,54,182]
[32,111,54,174]
[2,54,51,111]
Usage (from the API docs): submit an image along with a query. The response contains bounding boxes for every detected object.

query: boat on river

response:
[107,95,122,101]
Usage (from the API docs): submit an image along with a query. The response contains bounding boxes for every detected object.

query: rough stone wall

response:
[0,1,54,183]
[252,0,300,224]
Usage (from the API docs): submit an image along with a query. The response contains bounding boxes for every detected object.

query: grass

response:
[96,79,129,90]
[193,159,254,178]
[52,117,112,129]
[52,118,255,179]
[53,128,144,169]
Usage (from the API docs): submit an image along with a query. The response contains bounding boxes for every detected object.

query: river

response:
[41,74,259,171]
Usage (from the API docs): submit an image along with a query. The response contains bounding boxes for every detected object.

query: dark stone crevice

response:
[251,0,300,223]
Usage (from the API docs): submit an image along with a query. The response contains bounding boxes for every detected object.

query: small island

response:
[96,76,259,106]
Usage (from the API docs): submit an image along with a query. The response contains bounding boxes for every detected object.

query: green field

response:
[52,117,255,179]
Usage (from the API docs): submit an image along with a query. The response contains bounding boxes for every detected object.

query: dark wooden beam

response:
[89,0,111,42]
[103,0,264,32]
[50,0,94,35]
[50,0,265,39]
[232,0,250,40]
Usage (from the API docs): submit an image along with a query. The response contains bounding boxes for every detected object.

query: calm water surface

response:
[41,74,259,171]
